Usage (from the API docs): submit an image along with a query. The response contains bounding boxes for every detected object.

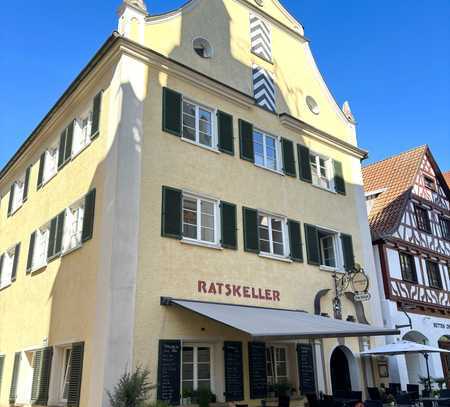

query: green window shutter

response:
[31,349,43,402]
[11,243,20,282]
[333,160,346,195]
[23,166,31,202]
[82,189,96,243]
[54,211,66,256]
[248,342,267,399]
[305,224,320,265]
[223,342,244,401]
[341,234,355,271]
[217,111,234,155]
[243,207,259,253]
[0,355,5,397]
[64,121,74,163]
[162,87,182,137]
[288,220,303,262]
[297,144,312,183]
[9,352,21,405]
[239,119,254,162]
[58,129,67,169]
[7,184,14,217]
[27,232,36,274]
[281,138,296,177]
[161,186,182,239]
[90,91,103,140]
[221,201,237,250]
[36,347,53,406]
[47,216,58,260]
[67,342,84,407]
[37,152,46,190]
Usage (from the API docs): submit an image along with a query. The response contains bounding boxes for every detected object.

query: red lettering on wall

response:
[243,287,251,298]
[197,281,281,302]
[273,291,281,302]
[198,281,207,293]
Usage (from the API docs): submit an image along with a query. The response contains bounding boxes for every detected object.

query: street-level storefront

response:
[156,298,398,405]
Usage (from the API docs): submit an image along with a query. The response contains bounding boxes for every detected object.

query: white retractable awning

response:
[163,298,399,340]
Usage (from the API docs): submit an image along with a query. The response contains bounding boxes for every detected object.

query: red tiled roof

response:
[362,145,427,240]
[444,171,450,188]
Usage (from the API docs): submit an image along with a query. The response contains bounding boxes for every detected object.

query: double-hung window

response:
[0,248,15,289]
[182,194,219,245]
[310,152,332,190]
[318,229,342,270]
[73,111,93,156]
[426,260,442,290]
[182,345,213,393]
[399,252,418,283]
[440,216,450,241]
[266,345,288,386]
[258,213,287,257]
[414,205,432,233]
[43,146,58,184]
[63,202,85,253]
[253,130,281,172]
[182,100,215,149]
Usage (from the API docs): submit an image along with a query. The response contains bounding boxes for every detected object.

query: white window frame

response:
[31,225,51,272]
[182,193,220,247]
[62,201,85,254]
[258,212,289,259]
[266,344,289,386]
[181,98,217,151]
[317,227,344,272]
[42,144,59,185]
[0,247,16,289]
[253,129,283,173]
[59,346,72,403]
[310,152,334,192]
[11,177,25,214]
[15,351,35,405]
[72,108,94,158]
[181,343,215,394]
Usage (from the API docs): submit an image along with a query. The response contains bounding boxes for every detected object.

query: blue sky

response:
[1,0,449,172]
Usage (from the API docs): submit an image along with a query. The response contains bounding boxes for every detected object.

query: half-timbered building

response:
[363,145,450,389]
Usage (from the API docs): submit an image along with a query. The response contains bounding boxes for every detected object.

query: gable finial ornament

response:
[342,101,356,124]
[124,0,147,12]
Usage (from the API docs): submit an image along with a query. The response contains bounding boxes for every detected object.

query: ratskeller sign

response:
[198,280,281,302]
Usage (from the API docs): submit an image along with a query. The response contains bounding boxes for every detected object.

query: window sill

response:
[259,252,292,263]
[10,202,24,217]
[0,282,12,292]
[71,140,92,162]
[31,264,47,275]
[311,183,336,194]
[181,239,223,250]
[181,137,220,154]
[319,265,343,273]
[62,243,83,257]
[42,172,58,188]
[254,163,284,177]
[251,50,274,65]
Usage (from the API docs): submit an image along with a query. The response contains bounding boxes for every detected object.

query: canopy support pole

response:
[424,353,431,392]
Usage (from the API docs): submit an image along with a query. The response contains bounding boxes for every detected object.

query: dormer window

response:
[424,176,436,191]
[193,38,213,59]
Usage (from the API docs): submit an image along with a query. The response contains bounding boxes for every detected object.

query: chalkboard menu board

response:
[157,340,181,405]
[224,342,244,401]
[248,342,267,399]
[297,344,316,395]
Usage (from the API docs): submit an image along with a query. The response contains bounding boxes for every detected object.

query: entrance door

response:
[439,338,450,388]
[330,347,352,395]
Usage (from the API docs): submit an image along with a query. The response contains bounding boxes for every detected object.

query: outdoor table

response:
[419,397,450,407]
[333,398,360,407]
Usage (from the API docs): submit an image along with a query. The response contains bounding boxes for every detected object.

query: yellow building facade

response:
[0,1,396,406]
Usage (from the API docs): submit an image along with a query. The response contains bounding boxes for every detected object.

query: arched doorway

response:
[330,346,353,394]
[403,331,429,385]
[438,336,450,387]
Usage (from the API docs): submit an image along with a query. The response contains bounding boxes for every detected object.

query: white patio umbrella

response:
[361,340,450,390]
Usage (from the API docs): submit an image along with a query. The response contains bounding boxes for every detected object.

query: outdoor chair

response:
[367,387,382,401]
[389,383,402,396]
[350,391,363,401]
[394,392,413,407]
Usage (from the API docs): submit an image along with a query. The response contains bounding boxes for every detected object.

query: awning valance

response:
[163,298,399,340]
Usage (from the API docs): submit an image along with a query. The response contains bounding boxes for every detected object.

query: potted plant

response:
[434,377,446,391]
[385,394,396,406]
[272,382,293,397]
[192,389,216,407]
[182,389,193,405]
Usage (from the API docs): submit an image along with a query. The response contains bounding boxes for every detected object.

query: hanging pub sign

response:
[198,280,281,302]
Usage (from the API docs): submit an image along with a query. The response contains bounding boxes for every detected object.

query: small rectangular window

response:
[317,229,342,270]
[11,179,25,214]
[440,216,450,241]
[73,111,93,157]
[414,205,432,233]
[253,130,281,172]
[258,213,287,257]
[399,252,417,283]
[266,345,288,386]
[182,345,212,393]
[43,146,59,184]
[426,260,442,290]
[32,226,50,271]
[182,195,218,245]
[0,248,16,289]
[63,202,85,253]
[182,100,215,149]
[60,347,72,402]
[424,176,436,191]
[310,153,333,191]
